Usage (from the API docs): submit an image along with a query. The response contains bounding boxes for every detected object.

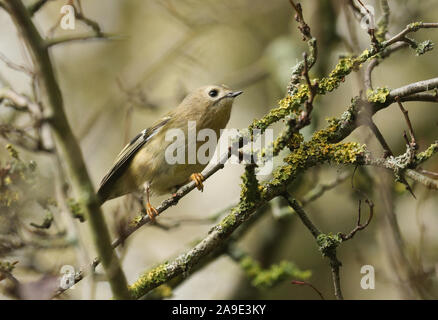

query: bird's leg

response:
[143,183,158,221]
[190,173,205,192]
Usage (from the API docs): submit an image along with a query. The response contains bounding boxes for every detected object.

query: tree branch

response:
[382,22,438,47]
[49,17,438,299]
[46,33,115,48]
[3,0,131,299]
[285,196,343,300]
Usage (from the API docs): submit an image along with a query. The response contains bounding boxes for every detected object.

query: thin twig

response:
[399,92,438,103]
[388,77,438,99]
[46,33,116,47]
[27,0,52,16]
[3,0,131,300]
[395,96,418,149]
[367,118,393,157]
[366,115,416,197]
[383,22,438,47]
[289,0,311,40]
[356,0,378,47]
[418,168,438,178]
[0,52,33,76]
[285,195,344,300]
[300,171,350,207]
[284,196,321,238]
[291,280,325,300]
[340,199,374,241]
[364,43,408,91]
[302,52,316,118]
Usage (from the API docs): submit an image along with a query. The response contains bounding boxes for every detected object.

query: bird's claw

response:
[146,202,158,222]
[190,173,205,192]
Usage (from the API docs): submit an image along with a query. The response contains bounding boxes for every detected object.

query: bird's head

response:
[181,84,243,113]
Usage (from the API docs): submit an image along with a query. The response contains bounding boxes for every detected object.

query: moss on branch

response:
[239,256,311,289]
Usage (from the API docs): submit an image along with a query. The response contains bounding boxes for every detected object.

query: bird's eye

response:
[208,89,218,98]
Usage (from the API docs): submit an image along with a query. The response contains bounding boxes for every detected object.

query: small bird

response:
[97,85,243,220]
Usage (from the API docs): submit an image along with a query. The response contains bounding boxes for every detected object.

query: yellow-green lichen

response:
[251,87,308,132]
[1,144,38,208]
[218,165,263,229]
[367,87,390,103]
[30,211,54,229]
[408,21,424,31]
[240,164,261,204]
[66,198,86,222]
[0,260,18,281]
[273,131,304,156]
[415,141,438,165]
[129,215,143,227]
[240,256,311,289]
[0,260,18,273]
[250,46,376,133]
[6,144,19,160]
[152,284,173,298]
[129,263,169,299]
[316,233,342,257]
[415,40,434,56]
[317,50,373,94]
[219,211,237,230]
[268,118,365,189]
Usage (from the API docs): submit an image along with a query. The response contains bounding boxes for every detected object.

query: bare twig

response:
[289,0,312,40]
[405,170,438,190]
[46,33,115,47]
[300,171,350,207]
[45,0,107,45]
[399,92,438,103]
[285,196,343,300]
[284,197,321,238]
[364,43,408,91]
[291,280,325,300]
[418,168,438,178]
[74,7,103,37]
[395,96,418,149]
[383,22,438,48]
[302,52,316,119]
[367,118,393,158]
[0,52,33,76]
[3,0,131,300]
[27,0,52,16]
[364,141,438,190]
[356,0,378,47]
[388,77,438,99]
[340,199,374,241]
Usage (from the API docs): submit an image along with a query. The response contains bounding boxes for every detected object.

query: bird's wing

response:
[97,116,171,200]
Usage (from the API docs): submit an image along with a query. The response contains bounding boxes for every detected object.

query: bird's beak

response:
[227,90,243,98]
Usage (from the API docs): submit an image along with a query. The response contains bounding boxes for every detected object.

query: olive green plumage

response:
[97,85,242,204]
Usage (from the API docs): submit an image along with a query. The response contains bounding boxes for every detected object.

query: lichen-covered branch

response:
[227,245,311,289]
[285,197,344,300]
[24,1,436,299]
[52,16,438,298]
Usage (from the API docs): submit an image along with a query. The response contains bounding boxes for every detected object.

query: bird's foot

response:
[190,173,205,192]
[146,201,158,222]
